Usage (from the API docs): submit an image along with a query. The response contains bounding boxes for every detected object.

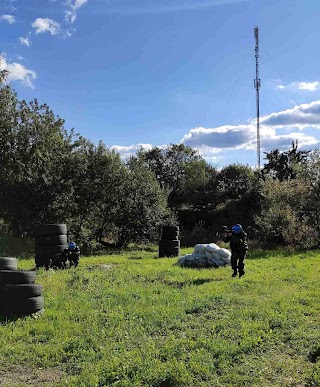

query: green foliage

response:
[114,158,171,247]
[0,57,9,84]
[0,231,34,257]
[216,163,255,200]
[254,178,317,248]
[134,144,214,210]
[1,248,319,386]
[180,221,215,247]
[0,96,73,236]
[262,140,310,181]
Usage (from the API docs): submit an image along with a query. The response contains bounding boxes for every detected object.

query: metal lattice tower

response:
[254,26,261,169]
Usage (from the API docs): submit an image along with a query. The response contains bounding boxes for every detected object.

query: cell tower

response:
[254,26,261,169]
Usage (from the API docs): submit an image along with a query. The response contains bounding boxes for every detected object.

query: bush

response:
[180,221,215,247]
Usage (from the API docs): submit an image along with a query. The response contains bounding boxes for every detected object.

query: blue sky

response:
[1,0,320,168]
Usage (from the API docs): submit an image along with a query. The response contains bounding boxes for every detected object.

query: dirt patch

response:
[0,364,63,386]
[96,263,117,270]
[88,264,118,270]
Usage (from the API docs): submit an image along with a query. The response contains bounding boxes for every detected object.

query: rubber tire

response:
[35,244,67,255]
[162,232,179,240]
[0,284,43,298]
[35,235,68,246]
[35,224,67,236]
[35,253,64,262]
[0,257,18,271]
[163,225,179,232]
[0,270,36,284]
[159,239,180,248]
[35,254,51,267]
[0,296,44,315]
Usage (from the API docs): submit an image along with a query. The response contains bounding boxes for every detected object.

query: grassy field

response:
[0,245,320,386]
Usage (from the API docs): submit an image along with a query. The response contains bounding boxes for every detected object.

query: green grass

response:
[0,246,320,386]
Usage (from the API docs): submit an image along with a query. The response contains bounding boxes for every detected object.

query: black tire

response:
[35,244,67,255]
[50,253,64,265]
[159,239,180,248]
[35,224,67,236]
[162,232,179,240]
[35,253,65,265]
[163,225,179,232]
[0,296,44,315]
[0,270,36,284]
[35,235,68,246]
[35,254,51,267]
[0,257,18,271]
[0,284,43,298]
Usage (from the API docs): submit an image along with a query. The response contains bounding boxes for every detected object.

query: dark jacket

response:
[62,246,80,258]
[223,231,248,252]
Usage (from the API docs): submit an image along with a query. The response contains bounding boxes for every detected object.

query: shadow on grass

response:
[308,347,320,363]
[0,309,44,325]
[163,278,218,288]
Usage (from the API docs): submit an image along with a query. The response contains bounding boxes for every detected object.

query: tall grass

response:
[0,246,319,386]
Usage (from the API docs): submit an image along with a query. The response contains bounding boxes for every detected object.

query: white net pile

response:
[177,243,231,268]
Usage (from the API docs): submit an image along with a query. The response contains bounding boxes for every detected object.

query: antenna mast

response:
[254,26,261,169]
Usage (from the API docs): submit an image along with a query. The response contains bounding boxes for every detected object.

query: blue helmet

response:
[68,242,76,250]
[232,224,242,235]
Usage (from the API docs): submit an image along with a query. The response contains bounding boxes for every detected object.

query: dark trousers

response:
[231,250,246,273]
[68,253,79,267]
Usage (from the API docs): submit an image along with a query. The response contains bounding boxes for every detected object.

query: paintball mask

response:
[232,224,242,235]
[68,242,76,250]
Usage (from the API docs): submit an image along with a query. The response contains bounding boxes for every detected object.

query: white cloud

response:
[0,56,36,88]
[110,100,320,164]
[181,125,256,150]
[0,14,15,24]
[31,18,61,35]
[180,100,320,154]
[19,36,31,47]
[65,0,88,23]
[261,100,320,128]
[110,144,153,160]
[297,81,320,91]
[277,81,320,92]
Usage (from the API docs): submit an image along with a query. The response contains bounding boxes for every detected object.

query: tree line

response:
[1,63,319,250]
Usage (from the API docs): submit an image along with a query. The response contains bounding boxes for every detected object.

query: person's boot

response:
[239,271,245,278]
[232,270,237,277]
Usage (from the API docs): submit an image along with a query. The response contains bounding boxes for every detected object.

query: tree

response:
[58,138,126,247]
[0,57,9,84]
[216,164,255,201]
[113,158,171,247]
[254,177,317,248]
[298,149,320,236]
[0,97,73,236]
[134,144,205,208]
[261,140,310,181]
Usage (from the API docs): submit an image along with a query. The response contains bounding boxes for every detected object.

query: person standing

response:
[223,224,248,278]
[62,241,80,268]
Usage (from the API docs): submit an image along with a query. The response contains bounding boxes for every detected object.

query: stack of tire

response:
[35,224,68,269]
[0,257,44,317]
[159,225,180,257]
